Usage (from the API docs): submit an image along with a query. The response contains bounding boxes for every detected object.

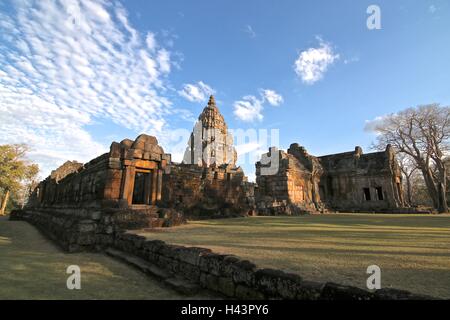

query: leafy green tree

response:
[0,144,39,215]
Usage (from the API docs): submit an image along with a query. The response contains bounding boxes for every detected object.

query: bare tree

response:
[367,104,449,213]
[397,153,418,206]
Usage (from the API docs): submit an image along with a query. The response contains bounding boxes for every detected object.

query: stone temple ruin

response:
[256,144,405,214]
[163,95,254,217]
[13,95,406,251]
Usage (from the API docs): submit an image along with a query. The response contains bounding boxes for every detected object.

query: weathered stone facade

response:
[29,134,170,210]
[183,95,237,167]
[166,96,255,217]
[12,134,184,251]
[256,144,405,214]
[12,93,410,252]
[162,163,255,218]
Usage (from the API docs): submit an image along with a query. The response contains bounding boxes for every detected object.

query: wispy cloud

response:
[178,81,215,103]
[294,37,339,84]
[233,89,283,122]
[343,56,360,64]
[0,0,176,176]
[233,95,264,122]
[244,25,256,38]
[429,5,437,14]
[260,89,284,106]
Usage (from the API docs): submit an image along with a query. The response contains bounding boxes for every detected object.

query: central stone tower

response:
[183,95,237,167]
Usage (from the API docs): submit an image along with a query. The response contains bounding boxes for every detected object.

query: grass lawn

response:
[0,216,209,300]
[136,213,450,299]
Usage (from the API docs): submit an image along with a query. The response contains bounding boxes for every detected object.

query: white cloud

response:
[343,56,360,64]
[178,81,215,102]
[146,32,157,51]
[244,25,256,38]
[364,115,387,133]
[0,0,175,177]
[233,89,283,122]
[260,89,283,106]
[429,5,437,14]
[233,95,264,122]
[294,37,339,84]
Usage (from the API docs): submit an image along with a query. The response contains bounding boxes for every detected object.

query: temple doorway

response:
[132,171,151,204]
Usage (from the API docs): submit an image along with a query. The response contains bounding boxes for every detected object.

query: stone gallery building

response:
[256,143,405,214]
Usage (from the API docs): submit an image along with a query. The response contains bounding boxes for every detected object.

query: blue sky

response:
[1,0,449,180]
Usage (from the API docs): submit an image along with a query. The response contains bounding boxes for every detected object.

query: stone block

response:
[231,259,257,286]
[150,152,161,161]
[177,247,211,266]
[255,268,302,298]
[235,285,265,300]
[198,253,227,275]
[205,274,220,292]
[218,277,235,297]
[320,282,374,300]
[296,280,324,300]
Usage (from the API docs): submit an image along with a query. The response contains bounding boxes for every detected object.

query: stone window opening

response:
[363,188,371,201]
[375,187,384,200]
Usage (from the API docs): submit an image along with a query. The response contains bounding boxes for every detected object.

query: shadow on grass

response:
[0,217,195,300]
[140,214,450,299]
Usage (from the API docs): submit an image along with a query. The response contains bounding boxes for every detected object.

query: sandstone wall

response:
[162,164,255,217]
[256,148,317,215]
[15,134,181,251]
[30,153,112,209]
[256,144,405,214]
[317,145,404,211]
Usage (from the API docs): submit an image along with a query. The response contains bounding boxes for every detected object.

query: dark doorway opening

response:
[375,187,384,200]
[132,172,149,204]
[363,188,371,201]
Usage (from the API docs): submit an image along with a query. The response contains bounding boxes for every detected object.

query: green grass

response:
[0,216,207,300]
[136,214,450,299]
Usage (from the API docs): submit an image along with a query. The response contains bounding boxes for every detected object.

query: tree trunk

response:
[405,175,413,206]
[0,190,10,216]
[437,167,448,213]
[420,167,439,210]
[437,182,448,213]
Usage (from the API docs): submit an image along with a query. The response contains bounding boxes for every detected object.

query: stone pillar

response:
[121,165,136,206]
[156,169,163,202]
[144,172,152,205]
[151,169,158,204]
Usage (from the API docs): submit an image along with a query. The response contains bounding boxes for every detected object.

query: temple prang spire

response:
[207,95,217,109]
[184,96,237,167]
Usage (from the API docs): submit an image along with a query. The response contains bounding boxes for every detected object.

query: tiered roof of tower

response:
[182,95,237,167]
[198,95,227,133]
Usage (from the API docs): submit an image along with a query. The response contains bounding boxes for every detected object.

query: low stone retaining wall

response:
[9,208,184,252]
[10,208,115,252]
[113,232,433,300]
